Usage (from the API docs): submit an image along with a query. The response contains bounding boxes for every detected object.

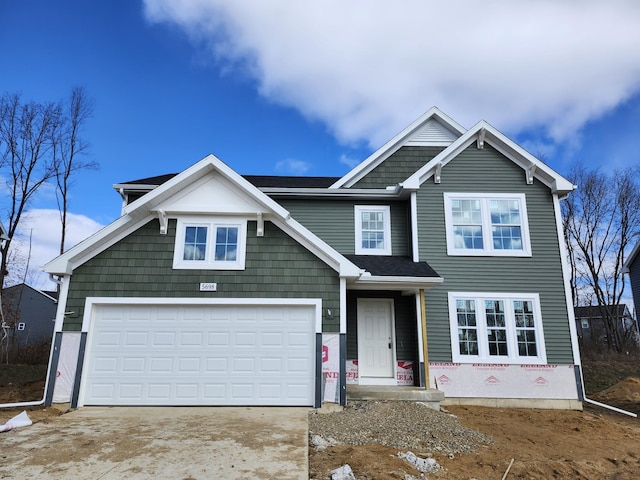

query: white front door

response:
[357,298,395,383]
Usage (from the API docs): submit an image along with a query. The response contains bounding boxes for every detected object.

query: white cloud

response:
[6,209,104,290]
[339,154,360,169]
[143,0,640,149]
[275,158,311,175]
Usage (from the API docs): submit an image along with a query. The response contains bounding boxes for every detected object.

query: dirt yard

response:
[2,357,640,479]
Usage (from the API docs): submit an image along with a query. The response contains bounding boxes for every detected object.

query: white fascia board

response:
[270,215,361,278]
[623,241,640,273]
[331,107,466,189]
[350,276,443,291]
[123,155,289,222]
[403,121,576,196]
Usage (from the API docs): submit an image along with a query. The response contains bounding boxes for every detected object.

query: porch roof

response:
[345,255,443,293]
[345,255,440,278]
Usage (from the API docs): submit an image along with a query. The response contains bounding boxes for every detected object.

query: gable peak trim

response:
[331,107,466,189]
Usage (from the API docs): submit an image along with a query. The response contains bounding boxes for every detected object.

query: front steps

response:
[346,385,445,410]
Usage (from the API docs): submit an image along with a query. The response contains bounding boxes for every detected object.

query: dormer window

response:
[173,217,246,270]
[354,205,391,255]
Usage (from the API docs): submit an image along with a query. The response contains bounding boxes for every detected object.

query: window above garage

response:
[173,217,247,270]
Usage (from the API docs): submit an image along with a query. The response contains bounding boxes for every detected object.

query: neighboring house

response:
[42,108,582,410]
[574,304,638,347]
[0,221,7,245]
[1,283,58,347]
[623,242,640,331]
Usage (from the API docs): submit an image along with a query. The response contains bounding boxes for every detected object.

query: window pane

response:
[214,226,239,261]
[459,329,478,355]
[453,225,484,249]
[514,300,537,356]
[490,199,523,250]
[485,300,507,356]
[360,210,385,250]
[183,226,207,261]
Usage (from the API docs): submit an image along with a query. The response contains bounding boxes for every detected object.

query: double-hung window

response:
[443,193,531,256]
[448,292,546,364]
[173,217,247,270]
[354,205,391,255]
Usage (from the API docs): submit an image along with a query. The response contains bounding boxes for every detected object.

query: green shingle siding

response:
[353,146,446,188]
[279,200,410,256]
[64,220,340,331]
[418,144,574,364]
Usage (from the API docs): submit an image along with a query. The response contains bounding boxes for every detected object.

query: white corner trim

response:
[410,192,419,262]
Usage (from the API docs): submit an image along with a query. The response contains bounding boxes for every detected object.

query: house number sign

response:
[199,282,218,291]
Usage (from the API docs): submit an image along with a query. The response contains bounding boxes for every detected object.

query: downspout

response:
[419,289,430,388]
[0,274,63,409]
[578,365,637,417]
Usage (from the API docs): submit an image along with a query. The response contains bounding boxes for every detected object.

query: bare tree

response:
[0,93,59,293]
[562,164,640,352]
[52,86,96,256]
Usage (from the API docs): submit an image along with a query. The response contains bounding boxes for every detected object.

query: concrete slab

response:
[0,407,309,479]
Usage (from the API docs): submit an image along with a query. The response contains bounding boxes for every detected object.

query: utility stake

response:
[501,458,515,480]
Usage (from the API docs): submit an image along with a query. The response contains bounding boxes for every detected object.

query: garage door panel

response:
[84,303,316,406]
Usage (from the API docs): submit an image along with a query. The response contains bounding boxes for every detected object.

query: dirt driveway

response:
[0,406,309,480]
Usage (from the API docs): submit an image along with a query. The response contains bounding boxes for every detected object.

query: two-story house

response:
[42,108,582,409]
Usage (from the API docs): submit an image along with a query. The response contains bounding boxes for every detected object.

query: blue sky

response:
[2,0,640,288]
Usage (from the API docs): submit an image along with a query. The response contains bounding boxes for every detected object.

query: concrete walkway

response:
[0,407,309,479]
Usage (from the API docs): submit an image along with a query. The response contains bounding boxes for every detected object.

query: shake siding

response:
[63,220,340,332]
[418,144,574,364]
[353,146,446,188]
[278,200,410,256]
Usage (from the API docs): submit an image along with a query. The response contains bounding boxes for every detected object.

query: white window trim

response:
[173,217,247,270]
[448,292,547,364]
[354,205,392,255]
[580,318,590,329]
[443,193,531,257]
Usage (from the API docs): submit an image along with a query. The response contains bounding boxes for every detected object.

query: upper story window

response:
[354,205,391,255]
[173,217,247,270]
[448,292,546,364]
[443,193,531,257]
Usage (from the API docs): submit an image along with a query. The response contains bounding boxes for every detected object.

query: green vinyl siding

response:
[63,220,340,331]
[353,146,445,188]
[278,199,410,256]
[346,291,418,363]
[418,144,574,364]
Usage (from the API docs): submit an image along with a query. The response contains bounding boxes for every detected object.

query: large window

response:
[173,217,247,270]
[354,205,391,255]
[448,292,546,364]
[443,193,531,256]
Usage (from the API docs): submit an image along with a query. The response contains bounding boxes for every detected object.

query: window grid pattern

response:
[360,211,385,250]
[456,299,478,355]
[183,226,208,261]
[451,199,483,250]
[214,226,239,262]
[490,199,523,250]
[485,300,507,356]
[449,293,545,363]
[514,300,537,356]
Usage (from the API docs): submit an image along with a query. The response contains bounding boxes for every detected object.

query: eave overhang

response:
[402,120,576,197]
[349,275,443,295]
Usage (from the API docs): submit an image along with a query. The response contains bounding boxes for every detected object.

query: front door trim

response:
[357,298,396,385]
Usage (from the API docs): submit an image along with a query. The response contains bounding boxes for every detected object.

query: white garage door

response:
[82,303,316,406]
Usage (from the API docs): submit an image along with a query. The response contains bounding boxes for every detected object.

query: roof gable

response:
[331,107,466,189]
[45,154,360,278]
[402,121,575,196]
